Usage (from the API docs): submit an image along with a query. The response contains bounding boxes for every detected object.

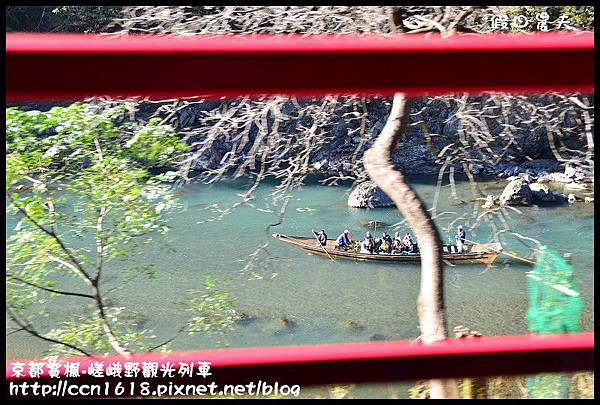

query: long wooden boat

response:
[273,233,502,265]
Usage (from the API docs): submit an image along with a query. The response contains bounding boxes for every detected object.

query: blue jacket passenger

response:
[335,230,352,248]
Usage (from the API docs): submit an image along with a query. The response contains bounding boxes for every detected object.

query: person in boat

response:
[334,230,353,250]
[392,232,403,254]
[456,225,466,253]
[360,232,375,254]
[312,229,328,247]
[381,232,393,246]
[402,233,413,251]
[379,232,393,254]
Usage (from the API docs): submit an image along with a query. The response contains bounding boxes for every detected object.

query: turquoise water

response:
[5,176,594,398]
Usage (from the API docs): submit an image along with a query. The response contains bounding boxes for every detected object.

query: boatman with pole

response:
[312,229,328,247]
[456,225,466,253]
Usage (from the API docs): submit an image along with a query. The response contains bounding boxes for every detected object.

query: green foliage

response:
[6,104,186,303]
[6,103,188,176]
[45,307,158,357]
[186,276,237,334]
[6,103,234,356]
[562,7,594,28]
[119,117,190,168]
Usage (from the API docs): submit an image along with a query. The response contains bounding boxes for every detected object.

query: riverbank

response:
[9,94,594,185]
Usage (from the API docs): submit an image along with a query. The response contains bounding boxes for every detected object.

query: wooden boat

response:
[273,233,502,265]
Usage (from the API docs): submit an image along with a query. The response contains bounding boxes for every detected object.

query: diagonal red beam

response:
[5,32,594,101]
[6,332,594,396]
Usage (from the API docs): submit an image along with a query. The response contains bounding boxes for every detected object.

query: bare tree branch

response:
[6,306,92,357]
[363,93,458,399]
[7,274,95,299]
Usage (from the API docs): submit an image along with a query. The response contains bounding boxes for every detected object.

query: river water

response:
[5,176,594,398]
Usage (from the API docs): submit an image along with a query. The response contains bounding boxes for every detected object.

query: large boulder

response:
[499,177,533,206]
[348,181,394,208]
[529,182,558,202]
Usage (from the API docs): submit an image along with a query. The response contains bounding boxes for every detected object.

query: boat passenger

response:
[334,230,352,250]
[373,237,381,253]
[456,225,466,253]
[402,233,414,251]
[379,232,393,254]
[381,232,393,246]
[312,229,328,247]
[360,232,375,254]
[391,232,402,254]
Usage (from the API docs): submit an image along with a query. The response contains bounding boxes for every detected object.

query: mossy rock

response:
[449,198,468,206]
[369,333,387,341]
[344,320,366,331]
[279,317,297,330]
[274,317,298,336]
[234,312,257,326]
[116,309,149,329]
[357,220,390,229]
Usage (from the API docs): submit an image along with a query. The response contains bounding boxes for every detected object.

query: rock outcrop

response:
[499,177,533,206]
[347,181,394,208]
[498,174,569,206]
[529,183,558,202]
[12,96,593,185]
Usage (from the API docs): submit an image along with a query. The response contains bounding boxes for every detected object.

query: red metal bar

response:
[6,333,594,393]
[5,32,594,101]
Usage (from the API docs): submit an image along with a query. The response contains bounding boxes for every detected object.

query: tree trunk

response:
[363,93,459,399]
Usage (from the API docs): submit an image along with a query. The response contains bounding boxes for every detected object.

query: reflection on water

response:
[5,176,594,397]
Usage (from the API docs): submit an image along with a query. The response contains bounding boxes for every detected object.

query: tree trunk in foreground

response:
[363,93,459,399]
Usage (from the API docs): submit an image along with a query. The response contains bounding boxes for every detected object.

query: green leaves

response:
[121,119,190,168]
[45,307,158,357]
[6,102,195,355]
[6,103,187,177]
[185,276,237,335]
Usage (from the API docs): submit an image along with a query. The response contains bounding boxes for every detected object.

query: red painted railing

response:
[4,32,595,396]
[6,32,594,101]
[6,333,594,386]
